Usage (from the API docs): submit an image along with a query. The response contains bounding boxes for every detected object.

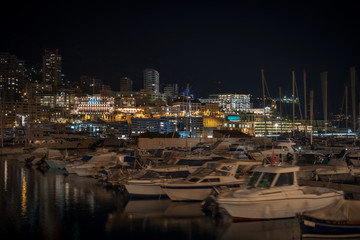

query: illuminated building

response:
[203,103,220,116]
[135,89,167,106]
[199,94,251,113]
[0,101,42,128]
[115,92,136,107]
[26,83,52,99]
[203,117,223,128]
[72,95,114,120]
[223,113,314,136]
[79,75,109,94]
[177,117,203,138]
[159,116,177,133]
[131,118,160,135]
[42,49,61,91]
[143,68,159,93]
[163,83,178,98]
[120,77,133,92]
[0,52,25,102]
[108,121,130,138]
[130,116,203,137]
[170,100,204,116]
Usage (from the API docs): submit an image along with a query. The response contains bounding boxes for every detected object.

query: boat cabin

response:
[185,160,260,183]
[135,165,191,180]
[247,166,299,189]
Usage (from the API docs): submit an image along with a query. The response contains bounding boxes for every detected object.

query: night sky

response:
[1,1,360,114]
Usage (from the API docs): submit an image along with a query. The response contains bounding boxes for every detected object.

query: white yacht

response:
[124,165,191,198]
[160,160,261,201]
[216,165,344,220]
[246,139,296,162]
[65,152,126,177]
[315,149,360,183]
[291,151,329,181]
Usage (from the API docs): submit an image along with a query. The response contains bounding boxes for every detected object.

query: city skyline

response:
[1,1,360,114]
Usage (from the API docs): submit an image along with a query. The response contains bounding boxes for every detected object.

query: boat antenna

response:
[304,69,307,137]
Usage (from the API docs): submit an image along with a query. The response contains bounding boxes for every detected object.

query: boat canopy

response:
[302,199,360,222]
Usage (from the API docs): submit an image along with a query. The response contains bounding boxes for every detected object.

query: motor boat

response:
[246,139,296,163]
[216,165,344,220]
[313,149,360,183]
[124,165,191,198]
[160,160,261,201]
[65,152,127,177]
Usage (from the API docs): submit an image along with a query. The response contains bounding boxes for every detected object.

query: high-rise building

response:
[42,49,61,91]
[120,77,132,92]
[79,75,103,94]
[0,52,25,102]
[199,94,251,113]
[143,68,159,93]
[163,83,178,98]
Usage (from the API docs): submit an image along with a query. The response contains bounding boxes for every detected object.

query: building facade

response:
[0,52,25,102]
[199,94,251,113]
[131,117,160,135]
[120,77,133,92]
[72,95,115,120]
[143,68,159,93]
[42,49,62,91]
[163,83,178,98]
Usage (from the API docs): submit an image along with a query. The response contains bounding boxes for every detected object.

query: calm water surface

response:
[0,157,301,240]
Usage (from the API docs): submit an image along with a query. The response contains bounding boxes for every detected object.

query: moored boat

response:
[298,199,360,239]
[124,165,191,198]
[216,165,344,221]
[160,160,260,201]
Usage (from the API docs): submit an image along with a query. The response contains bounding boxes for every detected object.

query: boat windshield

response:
[257,173,276,188]
[187,168,214,178]
[247,172,262,187]
[139,170,189,179]
[188,177,201,183]
[275,172,294,186]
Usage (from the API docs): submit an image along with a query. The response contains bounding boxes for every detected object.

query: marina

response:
[2,1,360,239]
[0,157,301,240]
[1,135,360,239]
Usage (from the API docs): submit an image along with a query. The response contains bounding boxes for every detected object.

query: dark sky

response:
[1,1,360,114]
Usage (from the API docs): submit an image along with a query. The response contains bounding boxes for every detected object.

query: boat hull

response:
[218,194,343,220]
[299,217,360,239]
[162,184,240,201]
[125,181,167,198]
[46,160,65,169]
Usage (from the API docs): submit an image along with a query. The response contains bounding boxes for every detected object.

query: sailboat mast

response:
[0,90,3,149]
[261,69,267,138]
[304,70,307,137]
[279,87,282,135]
[310,90,314,145]
[351,67,356,137]
[186,83,190,138]
[321,71,328,140]
[292,70,295,136]
[345,85,348,135]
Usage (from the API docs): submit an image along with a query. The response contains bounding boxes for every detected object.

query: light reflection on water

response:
[4,160,7,191]
[21,168,27,217]
[0,157,302,240]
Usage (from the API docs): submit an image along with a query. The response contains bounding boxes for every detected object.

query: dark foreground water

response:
[0,158,301,240]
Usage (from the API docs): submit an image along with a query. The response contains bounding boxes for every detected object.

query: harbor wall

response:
[137,138,215,149]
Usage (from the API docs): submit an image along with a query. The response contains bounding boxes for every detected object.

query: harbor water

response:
[0,157,301,240]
